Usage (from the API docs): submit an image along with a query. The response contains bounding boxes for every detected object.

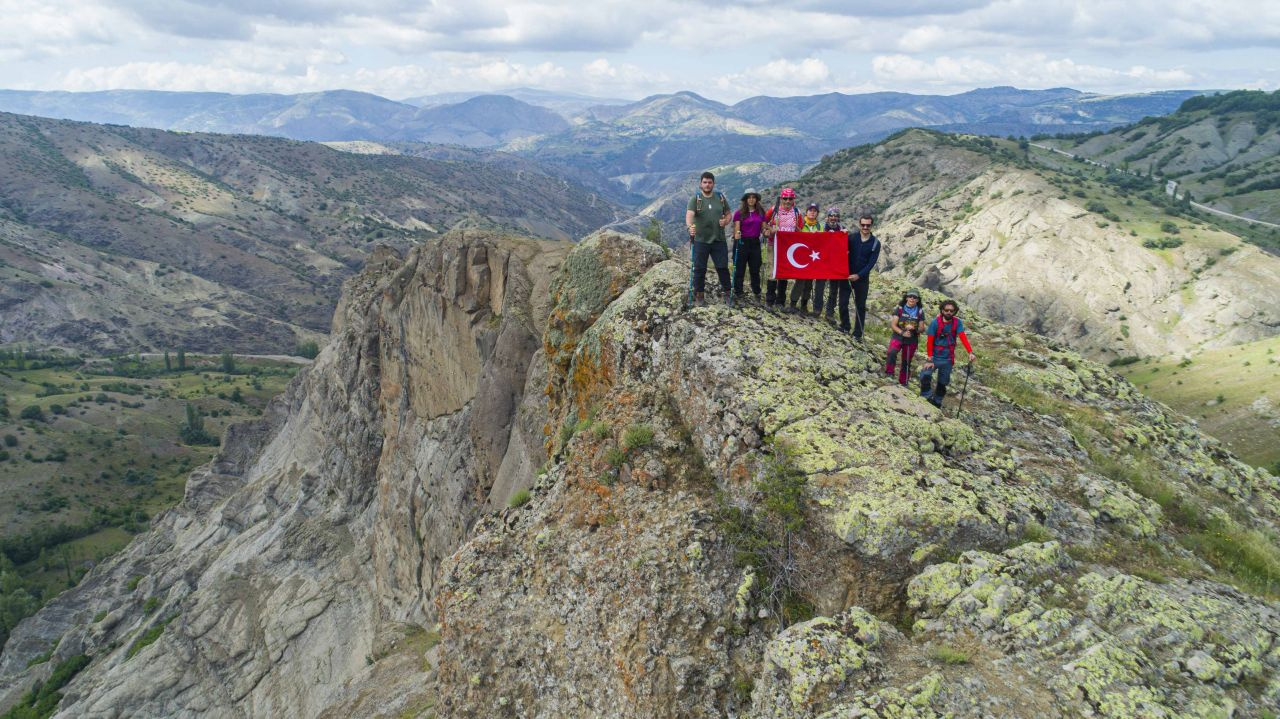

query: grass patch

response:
[622,423,655,452]
[604,445,626,468]
[507,489,531,509]
[3,653,90,719]
[125,613,177,660]
[929,644,970,665]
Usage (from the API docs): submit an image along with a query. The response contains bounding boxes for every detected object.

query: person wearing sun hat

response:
[885,288,925,386]
[732,188,767,303]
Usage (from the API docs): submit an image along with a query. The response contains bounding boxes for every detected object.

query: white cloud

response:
[872,53,1195,93]
[713,58,843,100]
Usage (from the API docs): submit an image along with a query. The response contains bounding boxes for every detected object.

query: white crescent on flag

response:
[786,242,811,268]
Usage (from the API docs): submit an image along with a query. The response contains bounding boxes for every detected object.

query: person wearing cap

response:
[732,189,767,303]
[813,207,843,321]
[789,202,823,314]
[885,289,925,386]
[685,171,733,306]
[764,188,801,309]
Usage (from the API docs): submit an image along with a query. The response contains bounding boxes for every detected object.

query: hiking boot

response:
[694,292,706,307]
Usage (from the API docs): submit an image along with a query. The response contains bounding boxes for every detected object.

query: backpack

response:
[765,206,800,230]
[694,191,729,215]
[896,304,924,333]
[933,314,961,359]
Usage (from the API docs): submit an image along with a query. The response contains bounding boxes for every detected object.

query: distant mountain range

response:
[0,86,1204,199]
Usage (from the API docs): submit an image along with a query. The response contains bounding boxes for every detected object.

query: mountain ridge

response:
[1,229,1277,717]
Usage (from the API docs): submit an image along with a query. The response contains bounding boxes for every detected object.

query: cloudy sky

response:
[3,0,1277,102]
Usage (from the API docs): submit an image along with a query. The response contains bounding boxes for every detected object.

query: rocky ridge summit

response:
[1,231,1278,717]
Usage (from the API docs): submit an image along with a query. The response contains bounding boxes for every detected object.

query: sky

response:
[3,0,1278,103]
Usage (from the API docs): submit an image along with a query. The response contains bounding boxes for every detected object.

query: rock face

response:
[2,230,1278,718]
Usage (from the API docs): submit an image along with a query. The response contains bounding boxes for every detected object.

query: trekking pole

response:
[953,361,974,419]
[730,238,741,307]
[687,240,696,308]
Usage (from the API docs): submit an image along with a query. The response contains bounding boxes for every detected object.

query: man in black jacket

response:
[838,214,881,339]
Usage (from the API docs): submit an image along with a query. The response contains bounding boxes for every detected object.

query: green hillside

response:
[0,112,621,354]
[1117,335,1280,472]
[1041,90,1280,234]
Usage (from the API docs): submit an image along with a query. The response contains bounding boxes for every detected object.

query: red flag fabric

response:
[772,231,848,280]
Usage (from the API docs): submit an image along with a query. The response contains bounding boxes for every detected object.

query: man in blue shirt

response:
[920,299,976,409]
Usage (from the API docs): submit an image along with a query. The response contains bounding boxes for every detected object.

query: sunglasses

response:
[942,308,956,314]
[859,223,872,228]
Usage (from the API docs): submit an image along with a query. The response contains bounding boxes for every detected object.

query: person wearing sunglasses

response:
[845,214,881,339]
[919,299,976,409]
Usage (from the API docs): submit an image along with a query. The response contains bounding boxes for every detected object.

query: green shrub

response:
[716,440,812,624]
[508,489,531,508]
[19,405,44,421]
[590,421,610,441]
[622,424,655,452]
[604,446,626,468]
[293,340,320,359]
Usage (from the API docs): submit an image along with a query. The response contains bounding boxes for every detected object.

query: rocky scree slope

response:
[790,129,1280,361]
[0,111,619,353]
[1,231,1278,718]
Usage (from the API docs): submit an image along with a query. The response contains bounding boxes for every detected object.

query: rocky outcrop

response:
[2,230,1278,718]
[0,231,566,717]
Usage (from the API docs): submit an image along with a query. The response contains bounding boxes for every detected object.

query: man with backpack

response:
[764,187,801,310]
[685,171,733,306]
[919,299,976,409]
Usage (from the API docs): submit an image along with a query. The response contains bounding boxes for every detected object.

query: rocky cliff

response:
[2,230,1278,718]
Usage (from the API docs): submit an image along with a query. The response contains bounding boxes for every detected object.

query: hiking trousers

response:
[814,280,840,318]
[885,338,918,386]
[766,279,788,306]
[850,277,870,338]
[733,238,762,297]
[790,280,813,311]
[693,240,731,293]
[919,357,954,406]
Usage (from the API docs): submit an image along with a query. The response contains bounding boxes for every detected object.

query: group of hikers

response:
[684,171,975,409]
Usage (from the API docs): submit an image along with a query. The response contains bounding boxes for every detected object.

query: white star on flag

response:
[810,251,821,261]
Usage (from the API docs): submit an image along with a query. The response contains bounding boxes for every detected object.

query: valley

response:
[0,350,299,652]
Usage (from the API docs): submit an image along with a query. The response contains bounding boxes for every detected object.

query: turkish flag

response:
[772,231,848,280]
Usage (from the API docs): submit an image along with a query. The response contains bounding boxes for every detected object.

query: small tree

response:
[644,217,663,245]
[177,349,187,371]
[19,405,44,422]
[164,351,172,372]
[180,404,216,445]
[294,340,320,359]
[220,351,235,374]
